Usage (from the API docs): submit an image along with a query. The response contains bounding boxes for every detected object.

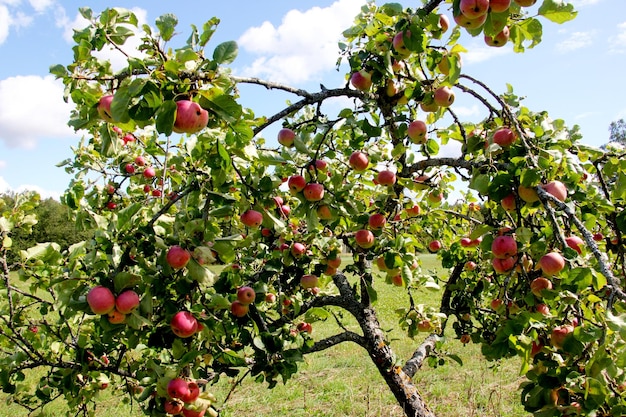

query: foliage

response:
[2,1,626,417]
[608,118,626,145]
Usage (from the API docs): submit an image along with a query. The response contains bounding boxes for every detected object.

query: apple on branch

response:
[172,100,209,134]
[407,120,428,144]
[459,0,490,18]
[350,69,373,91]
[277,128,296,147]
[349,151,369,172]
[87,286,116,315]
[97,95,115,122]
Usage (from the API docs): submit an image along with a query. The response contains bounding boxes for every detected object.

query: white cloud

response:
[462,42,511,65]
[237,0,365,84]
[556,31,595,53]
[609,21,626,54]
[0,75,77,149]
[0,176,9,193]
[28,0,53,13]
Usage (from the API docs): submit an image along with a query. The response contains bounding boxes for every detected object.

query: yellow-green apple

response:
[392,31,411,57]
[530,277,553,297]
[377,170,396,186]
[453,12,487,29]
[97,95,115,122]
[428,240,442,252]
[303,183,325,202]
[107,309,126,324]
[316,204,333,220]
[417,319,433,332]
[460,0,490,18]
[539,252,565,275]
[349,151,369,171]
[493,127,516,147]
[550,324,574,348]
[489,0,511,13]
[166,245,191,269]
[173,100,209,134]
[171,311,198,338]
[518,185,539,203]
[514,0,537,6]
[277,128,296,147]
[433,86,455,107]
[368,213,387,229]
[115,290,140,314]
[230,300,249,317]
[501,193,516,211]
[408,120,428,144]
[491,235,517,259]
[300,274,319,289]
[240,209,263,228]
[350,69,373,91]
[420,100,439,112]
[355,229,375,249]
[541,180,567,202]
[167,378,191,400]
[485,26,510,47]
[428,191,444,205]
[237,286,256,305]
[565,235,584,254]
[291,242,307,258]
[288,175,306,193]
[87,286,116,315]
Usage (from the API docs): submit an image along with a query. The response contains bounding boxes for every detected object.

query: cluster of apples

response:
[163,377,216,417]
[230,286,256,318]
[86,286,140,324]
[500,179,568,212]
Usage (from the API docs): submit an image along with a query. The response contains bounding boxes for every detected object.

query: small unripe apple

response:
[465,261,477,271]
[87,286,116,315]
[407,120,427,144]
[317,205,333,220]
[166,245,191,269]
[237,286,256,305]
[417,319,433,332]
[349,151,369,171]
[277,128,296,147]
[115,290,140,314]
[514,0,537,6]
[230,300,249,317]
[173,100,209,134]
[171,311,198,338]
[303,183,325,202]
[350,69,373,91]
[288,175,307,193]
[518,185,539,203]
[97,95,115,122]
[433,86,455,107]
[355,229,375,249]
[240,209,264,228]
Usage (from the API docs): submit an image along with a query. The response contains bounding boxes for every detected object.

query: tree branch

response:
[305,331,366,354]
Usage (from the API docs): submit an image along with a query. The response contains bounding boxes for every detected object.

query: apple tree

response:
[3,0,626,416]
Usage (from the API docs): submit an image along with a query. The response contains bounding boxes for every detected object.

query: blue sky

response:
[0,0,624,199]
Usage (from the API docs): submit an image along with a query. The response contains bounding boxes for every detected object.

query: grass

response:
[0,255,529,416]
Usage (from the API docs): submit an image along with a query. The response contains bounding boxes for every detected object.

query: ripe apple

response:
[297,322,313,333]
[182,381,200,403]
[407,120,427,144]
[376,170,396,186]
[349,151,369,171]
[453,12,487,29]
[565,235,584,254]
[539,252,565,275]
[439,14,450,33]
[428,240,442,252]
[493,127,516,147]
[230,300,249,317]
[240,209,264,228]
[460,237,473,247]
[485,26,510,47]
[406,204,421,217]
[530,340,543,356]
[173,100,209,134]
[492,256,516,273]
[535,303,550,316]
[277,128,296,147]
[428,191,444,205]
[125,163,135,174]
[317,205,333,220]
[106,201,117,210]
[368,213,387,229]
[518,184,539,203]
[460,0,490,18]
[355,229,375,249]
[164,399,184,415]
[433,86,455,107]
[514,0,537,6]
[168,378,191,400]
[350,69,373,91]
[171,311,198,338]
[237,286,256,305]
[142,167,156,179]
[279,204,291,217]
[501,193,516,211]
[541,180,567,202]
[265,293,277,303]
[291,242,307,257]
[327,257,342,269]
[107,309,126,324]
[530,277,553,297]
[392,31,411,57]
[134,156,146,166]
[182,408,206,417]
[115,290,140,314]
[417,319,433,332]
[97,95,115,122]
[300,274,319,289]
[465,261,477,271]
[303,183,325,202]
[550,324,574,348]
[490,298,504,311]
[166,245,191,269]
[491,235,517,259]
[489,0,511,12]
[87,286,116,315]
[288,175,307,193]
[390,274,404,286]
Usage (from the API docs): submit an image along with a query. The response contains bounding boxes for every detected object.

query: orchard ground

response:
[0,255,526,417]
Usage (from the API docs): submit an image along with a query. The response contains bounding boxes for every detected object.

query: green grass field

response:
[1,255,529,416]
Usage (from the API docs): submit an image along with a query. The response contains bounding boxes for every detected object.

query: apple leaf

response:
[538,0,578,24]
[201,93,241,124]
[155,14,178,41]
[213,41,238,65]
[155,100,176,136]
[510,18,543,53]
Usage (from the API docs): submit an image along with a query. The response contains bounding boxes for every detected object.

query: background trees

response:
[2,1,626,417]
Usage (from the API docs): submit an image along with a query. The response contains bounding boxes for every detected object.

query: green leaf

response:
[538,0,577,24]
[202,94,241,124]
[213,41,238,64]
[155,14,178,41]
[155,100,177,135]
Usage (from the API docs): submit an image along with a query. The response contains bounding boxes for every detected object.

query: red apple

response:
[171,311,198,338]
[539,252,565,276]
[493,127,516,147]
[303,183,325,202]
[164,399,184,415]
[465,261,477,271]
[265,293,277,303]
[166,245,191,269]
[291,242,307,258]
[107,309,126,324]
[565,235,584,254]
[300,274,319,289]
[428,191,444,205]
[87,286,116,315]
[230,300,249,317]
[279,204,291,217]
[288,175,306,193]
[106,201,117,210]
[134,156,146,166]
[542,180,567,202]
[490,298,504,311]
[460,237,473,247]
[491,235,517,259]
[297,322,313,333]
[530,340,543,356]
[240,209,263,228]
[485,26,510,47]
[167,378,191,400]
[453,12,487,29]
[417,320,433,332]
[377,170,396,186]
[124,163,135,174]
[237,286,256,305]
[428,240,442,252]
[501,193,516,211]
[355,229,375,249]
[593,232,603,242]
[492,256,517,273]
[173,100,209,134]
[535,303,550,316]
[433,86,455,107]
[327,257,341,269]
[460,0,490,18]
[277,128,296,147]
[408,120,427,144]
[115,290,140,314]
[439,14,450,33]
[392,31,411,57]
[142,167,156,179]
[405,204,421,217]
[350,69,373,91]
[530,277,553,297]
[368,213,387,229]
[349,151,369,171]
[550,324,574,348]
[97,95,115,122]
[182,408,206,417]
[182,381,200,403]
[489,0,511,12]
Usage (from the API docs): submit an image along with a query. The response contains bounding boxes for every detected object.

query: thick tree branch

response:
[305,331,366,353]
